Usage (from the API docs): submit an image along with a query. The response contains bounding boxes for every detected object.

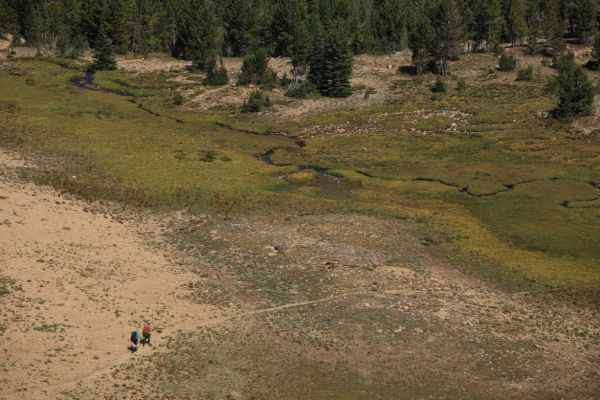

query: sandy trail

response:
[0,149,219,399]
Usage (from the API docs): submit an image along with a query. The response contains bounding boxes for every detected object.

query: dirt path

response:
[0,149,221,399]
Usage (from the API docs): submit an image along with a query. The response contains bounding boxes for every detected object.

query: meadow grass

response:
[1,58,598,293]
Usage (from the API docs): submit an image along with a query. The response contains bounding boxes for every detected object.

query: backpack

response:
[130,331,138,341]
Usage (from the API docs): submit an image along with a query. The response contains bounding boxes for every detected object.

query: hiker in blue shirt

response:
[130,329,141,352]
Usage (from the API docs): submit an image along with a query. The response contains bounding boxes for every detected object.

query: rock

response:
[265,245,279,256]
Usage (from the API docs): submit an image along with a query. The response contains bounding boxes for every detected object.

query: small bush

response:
[285,81,316,99]
[516,65,534,81]
[259,68,278,89]
[237,48,276,87]
[203,56,229,86]
[173,93,184,105]
[241,90,272,113]
[499,53,517,71]
[456,80,467,91]
[364,87,376,99]
[431,76,447,93]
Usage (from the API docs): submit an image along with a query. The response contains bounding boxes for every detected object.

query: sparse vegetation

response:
[2,11,600,396]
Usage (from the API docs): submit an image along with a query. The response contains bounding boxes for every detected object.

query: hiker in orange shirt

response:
[142,323,153,346]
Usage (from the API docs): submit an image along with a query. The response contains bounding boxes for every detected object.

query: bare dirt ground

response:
[0,149,222,399]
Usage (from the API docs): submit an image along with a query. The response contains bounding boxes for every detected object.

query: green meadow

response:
[1,57,599,294]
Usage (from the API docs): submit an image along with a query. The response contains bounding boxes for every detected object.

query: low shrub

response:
[364,87,376,99]
[431,76,447,93]
[173,93,184,105]
[499,53,517,71]
[203,56,229,86]
[237,48,277,87]
[516,65,534,81]
[285,81,316,99]
[241,90,272,113]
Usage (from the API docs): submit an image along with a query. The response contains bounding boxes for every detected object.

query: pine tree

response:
[107,0,132,54]
[219,0,260,56]
[545,0,565,55]
[572,0,596,43]
[184,1,219,71]
[472,0,502,51]
[553,52,594,117]
[309,23,352,98]
[524,0,542,54]
[322,26,353,97]
[203,55,229,86]
[290,20,311,76]
[20,0,44,45]
[0,0,19,35]
[79,0,104,47]
[238,48,275,85]
[407,5,434,74]
[307,22,326,90]
[504,0,527,45]
[593,33,600,62]
[432,0,463,75]
[271,0,307,57]
[373,0,407,53]
[92,24,117,70]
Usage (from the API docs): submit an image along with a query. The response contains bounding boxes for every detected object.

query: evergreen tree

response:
[308,21,326,89]
[238,48,275,85]
[524,0,543,54]
[373,0,407,53]
[432,0,463,75]
[107,0,132,54]
[92,24,117,70]
[219,0,260,56]
[593,32,600,63]
[407,5,434,74]
[203,55,229,86]
[309,23,352,98]
[182,1,219,71]
[553,52,594,117]
[323,25,353,97]
[20,0,44,45]
[545,0,565,55]
[290,20,311,76]
[504,0,527,45]
[0,0,19,35]
[571,0,596,42]
[271,0,307,57]
[472,0,502,50]
[79,0,104,47]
